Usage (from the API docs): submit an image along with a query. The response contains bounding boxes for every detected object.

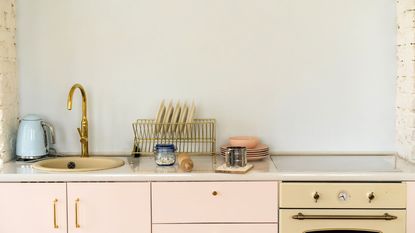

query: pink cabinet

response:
[0,183,67,233]
[67,182,151,233]
[0,181,275,233]
[152,181,278,223]
[153,224,278,233]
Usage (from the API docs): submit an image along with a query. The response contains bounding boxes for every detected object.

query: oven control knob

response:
[368,192,375,203]
[338,191,349,201]
[313,192,320,203]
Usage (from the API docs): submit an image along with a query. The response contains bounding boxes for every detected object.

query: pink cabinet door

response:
[67,182,151,233]
[153,224,278,233]
[152,181,278,223]
[408,182,415,233]
[0,183,67,233]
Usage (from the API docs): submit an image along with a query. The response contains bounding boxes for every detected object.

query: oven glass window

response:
[307,231,380,233]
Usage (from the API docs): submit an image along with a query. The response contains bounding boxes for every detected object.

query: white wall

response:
[17,0,396,155]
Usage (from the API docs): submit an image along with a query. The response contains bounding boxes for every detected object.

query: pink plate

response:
[221,144,269,152]
[247,156,268,161]
[220,153,268,161]
[247,153,270,157]
[220,149,269,154]
[229,136,260,149]
[220,153,269,157]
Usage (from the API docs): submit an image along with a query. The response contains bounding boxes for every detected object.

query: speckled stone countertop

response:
[0,154,414,182]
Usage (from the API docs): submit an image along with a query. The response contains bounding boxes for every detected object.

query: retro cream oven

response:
[279,182,406,233]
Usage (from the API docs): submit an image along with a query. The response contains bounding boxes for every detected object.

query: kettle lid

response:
[21,114,41,121]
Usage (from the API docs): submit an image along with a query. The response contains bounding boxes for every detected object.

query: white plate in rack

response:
[177,103,188,134]
[185,102,196,134]
[170,101,181,133]
[162,101,174,133]
[155,100,166,134]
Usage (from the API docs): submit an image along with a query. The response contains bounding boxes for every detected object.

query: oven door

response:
[279,209,405,233]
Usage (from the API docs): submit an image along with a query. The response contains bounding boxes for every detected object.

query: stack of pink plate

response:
[220,144,270,161]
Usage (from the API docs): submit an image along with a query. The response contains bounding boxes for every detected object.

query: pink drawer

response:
[152,181,278,223]
[153,224,278,233]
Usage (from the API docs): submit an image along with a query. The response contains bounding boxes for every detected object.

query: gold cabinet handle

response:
[53,199,59,229]
[75,198,80,228]
[212,191,218,196]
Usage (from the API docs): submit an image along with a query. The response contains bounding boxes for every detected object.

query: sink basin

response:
[32,157,125,172]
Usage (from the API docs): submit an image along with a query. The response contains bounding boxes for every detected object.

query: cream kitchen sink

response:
[32,157,125,172]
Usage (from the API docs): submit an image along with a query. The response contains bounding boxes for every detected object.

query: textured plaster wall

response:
[397,0,415,161]
[0,0,17,162]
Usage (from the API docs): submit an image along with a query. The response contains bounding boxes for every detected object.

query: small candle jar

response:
[154,144,176,166]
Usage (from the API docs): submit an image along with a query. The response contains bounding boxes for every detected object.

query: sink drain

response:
[67,161,76,169]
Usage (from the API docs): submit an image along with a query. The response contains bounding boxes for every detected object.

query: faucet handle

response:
[77,128,82,137]
[80,137,88,144]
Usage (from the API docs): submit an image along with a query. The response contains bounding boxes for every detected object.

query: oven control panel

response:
[279,182,406,209]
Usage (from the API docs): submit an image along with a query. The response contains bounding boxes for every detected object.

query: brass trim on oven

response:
[305,228,380,233]
[292,212,397,221]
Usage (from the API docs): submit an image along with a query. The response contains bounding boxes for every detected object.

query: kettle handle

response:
[41,121,56,144]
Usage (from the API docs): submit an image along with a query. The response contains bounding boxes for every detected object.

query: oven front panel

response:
[279,209,406,233]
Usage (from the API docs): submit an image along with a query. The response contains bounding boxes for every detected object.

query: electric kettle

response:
[16,114,55,159]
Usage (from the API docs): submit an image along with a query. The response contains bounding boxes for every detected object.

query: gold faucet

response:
[67,83,89,157]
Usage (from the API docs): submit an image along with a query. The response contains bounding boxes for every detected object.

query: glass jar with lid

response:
[154,144,176,166]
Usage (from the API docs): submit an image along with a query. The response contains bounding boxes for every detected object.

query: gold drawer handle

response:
[212,191,218,196]
[53,199,59,229]
[75,198,80,228]
[292,212,397,221]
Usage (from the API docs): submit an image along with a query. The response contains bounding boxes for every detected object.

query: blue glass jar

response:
[154,144,176,166]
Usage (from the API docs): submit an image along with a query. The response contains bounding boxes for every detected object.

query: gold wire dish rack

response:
[132,119,216,156]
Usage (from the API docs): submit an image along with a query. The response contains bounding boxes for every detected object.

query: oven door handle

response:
[292,212,397,221]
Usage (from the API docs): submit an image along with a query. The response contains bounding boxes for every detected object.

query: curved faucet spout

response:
[67,83,89,157]
[67,83,87,120]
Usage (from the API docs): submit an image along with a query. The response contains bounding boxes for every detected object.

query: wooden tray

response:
[215,164,253,174]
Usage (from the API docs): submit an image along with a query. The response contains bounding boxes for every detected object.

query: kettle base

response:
[16,155,48,162]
